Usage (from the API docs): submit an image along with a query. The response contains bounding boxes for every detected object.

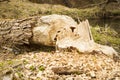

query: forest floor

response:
[0,48,120,80]
[0,0,120,80]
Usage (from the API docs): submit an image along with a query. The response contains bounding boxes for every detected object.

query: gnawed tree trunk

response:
[0,14,118,58]
[53,18,118,58]
[31,14,118,58]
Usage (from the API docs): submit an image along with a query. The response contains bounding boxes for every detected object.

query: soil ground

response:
[0,46,120,80]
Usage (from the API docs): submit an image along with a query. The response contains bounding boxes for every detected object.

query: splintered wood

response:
[0,14,118,58]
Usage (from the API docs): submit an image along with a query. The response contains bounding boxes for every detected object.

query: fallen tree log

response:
[0,14,118,58]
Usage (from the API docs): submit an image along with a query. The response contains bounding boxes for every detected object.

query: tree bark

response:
[0,18,33,52]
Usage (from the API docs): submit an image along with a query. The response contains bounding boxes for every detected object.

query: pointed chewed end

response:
[94,44,119,59]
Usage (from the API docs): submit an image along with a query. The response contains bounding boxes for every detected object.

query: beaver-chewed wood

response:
[0,14,118,58]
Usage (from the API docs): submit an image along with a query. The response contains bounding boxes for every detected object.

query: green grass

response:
[0,60,22,72]
[0,0,119,20]
[91,26,120,52]
[29,65,36,71]
[0,1,106,19]
[38,65,45,71]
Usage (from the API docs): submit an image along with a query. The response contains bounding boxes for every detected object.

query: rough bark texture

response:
[0,18,33,52]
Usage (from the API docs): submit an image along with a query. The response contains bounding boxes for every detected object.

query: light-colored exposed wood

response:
[0,14,118,58]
